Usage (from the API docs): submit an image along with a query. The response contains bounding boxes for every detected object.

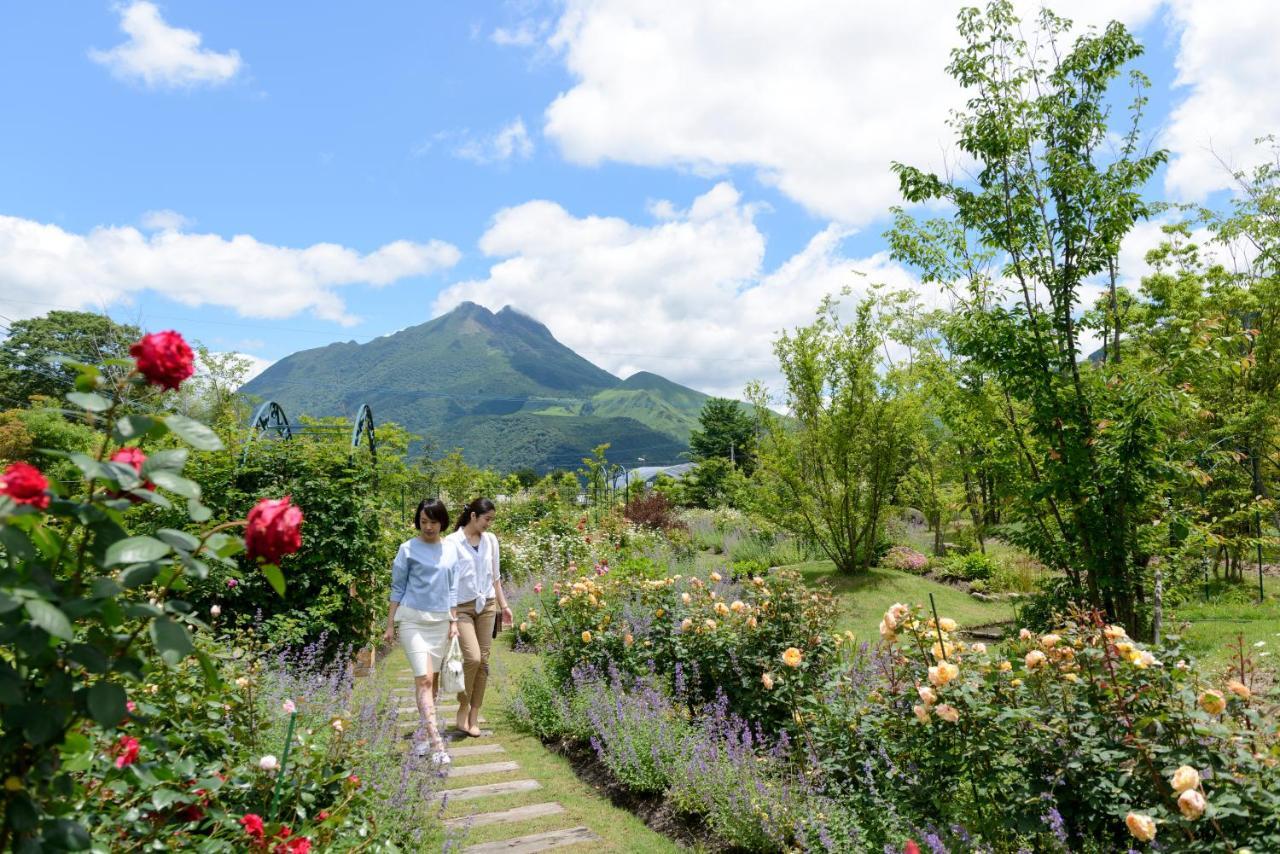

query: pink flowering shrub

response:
[883,546,930,574]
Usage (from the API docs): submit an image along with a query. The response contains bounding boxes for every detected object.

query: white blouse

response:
[446,529,500,611]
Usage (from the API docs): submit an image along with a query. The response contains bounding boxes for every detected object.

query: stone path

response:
[390,666,600,853]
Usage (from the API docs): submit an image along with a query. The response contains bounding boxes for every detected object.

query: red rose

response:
[113,735,140,769]
[277,839,311,854]
[240,813,265,839]
[275,827,292,840]
[315,811,329,821]
[1,462,50,510]
[346,774,360,787]
[904,842,920,854]
[110,447,155,491]
[244,496,303,564]
[130,330,195,391]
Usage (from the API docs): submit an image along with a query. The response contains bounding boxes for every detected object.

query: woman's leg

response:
[454,605,480,735]
[466,602,498,731]
[414,665,445,754]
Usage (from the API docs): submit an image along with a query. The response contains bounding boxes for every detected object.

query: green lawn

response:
[790,560,1016,642]
[1167,576,1280,674]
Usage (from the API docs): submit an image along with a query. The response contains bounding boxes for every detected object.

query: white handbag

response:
[440,636,465,695]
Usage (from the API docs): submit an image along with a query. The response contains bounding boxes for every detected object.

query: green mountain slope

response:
[240,303,711,470]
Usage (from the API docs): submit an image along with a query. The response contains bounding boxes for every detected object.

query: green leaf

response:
[150,788,184,810]
[113,414,165,442]
[120,562,162,589]
[144,449,189,473]
[43,818,91,851]
[156,528,200,551]
[151,616,194,665]
[25,599,73,640]
[261,563,286,596]
[164,414,224,451]
[86,681,127,728]
[196,650,222,689]
[123,602,163,619]
[0,526,35,561]
[66,391,112,412]
[208,532,244,558]
[187,499,212,522]
[90,577,123,598]
[105,536,171,566]
[149,471,201,500]
[0,592,21,615]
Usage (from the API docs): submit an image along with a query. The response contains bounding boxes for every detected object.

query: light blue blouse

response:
[389,537,459,614]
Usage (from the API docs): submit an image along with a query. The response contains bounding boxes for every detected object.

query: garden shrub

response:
[623,491,685,532]
[883,545,930,574]
[939,550,997,581]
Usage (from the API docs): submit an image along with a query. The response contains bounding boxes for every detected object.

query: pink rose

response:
[1,462,50,510]
[244,496,304,564]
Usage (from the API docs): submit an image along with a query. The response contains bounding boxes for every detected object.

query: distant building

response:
[610,463,696,493]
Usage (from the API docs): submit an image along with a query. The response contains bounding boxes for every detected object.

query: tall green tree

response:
[890,2,1172,631]
[749,294,916,574]
[689,397,756,474]
[0,311,142,405]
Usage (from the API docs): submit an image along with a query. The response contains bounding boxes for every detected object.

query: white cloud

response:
[89,1,243,89]
[492,23,541,47]
[453,118,535,164]
[433,183,927,398]
[1162,0,1280,200]
[536,0,1162,226]
[140,209,193,232]
[0,215,461,326]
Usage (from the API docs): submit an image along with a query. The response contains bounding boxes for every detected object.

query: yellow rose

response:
[883,603,910,631]
[559,596,570,606]
[931,641,956,662]
[971,642,987,655]
[1170,765,1200,794]
[1040,633,1061,649]
[927,661,959,687]
[655,608,665,618]
[730,600,746,613]
[935,703,959,723]
[704,619,717,630]
[912,704,931,723]
[1010,678,1023,688]
[1226,679,1251,700]
[1115,641,1134,657]
[680,618,693,632]
[1199,690,1227,715]
[1019,628,1033,640]
[879,619,897,642]
[917,685,937,705]
[715,602,730,617]
[1025,650,1047,669]
[581,631,592,643]
[1125,812,1156,842]
[746,615,758,628]
[1177,789,1206,820]
[1104,624,1128,641]
[587,594,598,606]
[1130,649,1160,669]
[938,617,958,633]
[681,593,691,605]
[710,571,722,583]
[761,672,774,690]
[1063,673,1080,683]
[624,633,634,647]
[519,622,529,632]
[781,647,803,668]
[752,576,765,587]
[527,609,538,620]
[998,660,1012,672]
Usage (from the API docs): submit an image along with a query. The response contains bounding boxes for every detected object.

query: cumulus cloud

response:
[453,118,535,164]
[1162,0,1280,200]
[0,215,461,326]
[140,209,194,232]
[536,0,1162,226]
[433,183,928,398]
[89,1,243,89]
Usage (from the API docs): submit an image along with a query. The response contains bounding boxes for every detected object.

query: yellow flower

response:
[1177,789,1206,820]
[715,602,730,617]
[704,619,717,630]
[1104,624,1129,641]
[581,631,592,643]
[1129,649,1160,669]
[782,647,803,668]
[1170,765,1200,794]
[3,777,21,792]
[1019,628,1033,640]
[971,642,987,654]
[917,685,937,705]
[1040,633,1061,649]
[938,617,957,633]
[710,571,722,583]
[1025,650,1047,670]
[1010,678,1023,688]
[935,703,959,723]
[519,622,529,632]
[927,661,959,687]
[730,600,746,613]
[559,596,570,606]
[882,603,910,631]
[1226,679,1251,700]
[680,618,693,632]
[931,641,956,662]
[1125,812,1156,842]
[746,616,758,629]
[761,672,774,690]
[655,608,665,618]
[1199,690,1227,715]
[1063,673,1080,683]
[752,576,765,587]
[681,593,691,605]
[879,619,897,642]
[527,610,538,620]
[912,704,931,723]
[998,660,1012,672]
[1115,641,1135,657]
[587,594,598,606]
[624,633,634,647]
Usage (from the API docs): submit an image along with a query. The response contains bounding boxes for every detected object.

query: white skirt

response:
[396,606,450,677]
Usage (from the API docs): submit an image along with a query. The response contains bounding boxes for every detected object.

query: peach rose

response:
[782,647,803,668]
[1125,812,1156,842]
[1177,789,1205,820]
[1169,765,1200,794]
[1226,679,1251,701]
[1198,690,1226,715]
[912,704,931,723]
[917,685,937,705]
[1025,650,1047,669]
[927,661,959,687]
[935,704,959,723]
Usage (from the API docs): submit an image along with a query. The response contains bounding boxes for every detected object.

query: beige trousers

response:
[454,599,497,711]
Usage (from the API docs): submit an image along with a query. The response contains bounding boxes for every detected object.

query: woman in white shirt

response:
[383,498,459,762]
[446,498,513,737]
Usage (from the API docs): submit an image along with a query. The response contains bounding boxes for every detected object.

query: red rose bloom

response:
[904,842,921,854]
[244,496,303,564]
[1,462,50,510]
[110,447,155,491]
[346,774,360,787]
[277,838,311,854]
[130,330,195,391]
[240,813,265,839]
[113,735,140,769]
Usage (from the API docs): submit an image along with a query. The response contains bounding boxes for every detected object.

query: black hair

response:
[414,498,450,531]
[455,497,496,531]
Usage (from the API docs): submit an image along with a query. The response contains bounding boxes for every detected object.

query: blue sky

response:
[1,1,1274,399]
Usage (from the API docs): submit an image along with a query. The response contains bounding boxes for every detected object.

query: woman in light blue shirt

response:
[383,498,459,763]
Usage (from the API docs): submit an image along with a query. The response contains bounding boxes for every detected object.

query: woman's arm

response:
[385,544,408,643]
[490,533,513,625]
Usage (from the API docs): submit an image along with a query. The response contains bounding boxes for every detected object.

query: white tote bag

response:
[440,637,465,695]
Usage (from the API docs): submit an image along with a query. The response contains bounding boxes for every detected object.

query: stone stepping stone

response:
[462,826,599,853]
[449,743,506,758]
[447,760,520,779]
[443,802,565,830]
[431,779,541,803]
